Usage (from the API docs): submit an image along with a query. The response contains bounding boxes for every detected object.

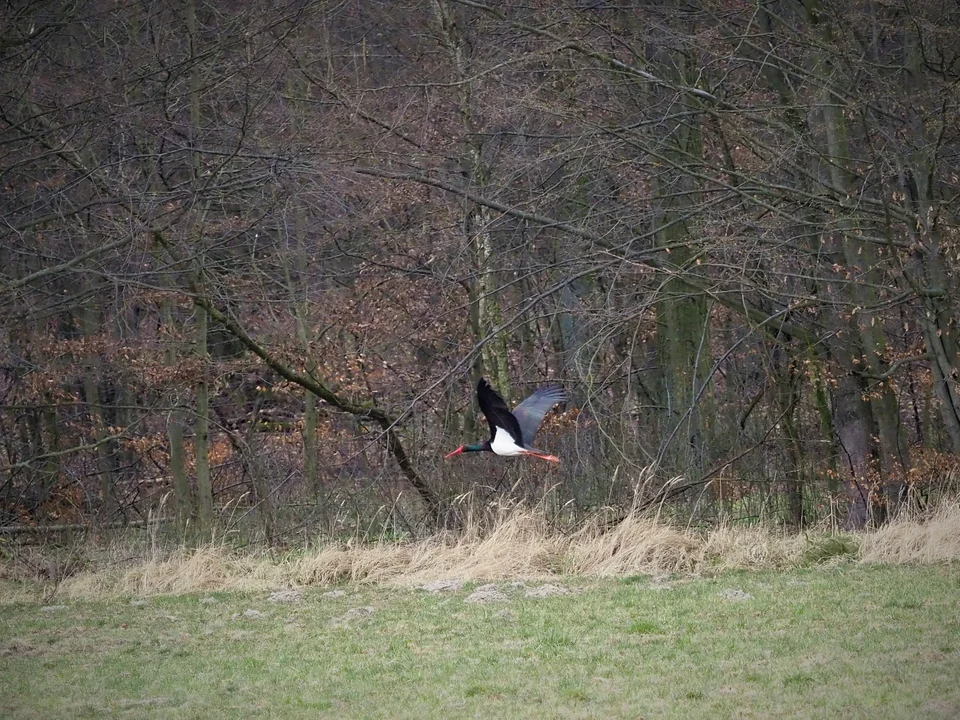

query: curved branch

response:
[153,231,442,524]
[195,294,441,523]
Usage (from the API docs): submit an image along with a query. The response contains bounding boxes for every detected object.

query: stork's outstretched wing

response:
[512,384,566,445]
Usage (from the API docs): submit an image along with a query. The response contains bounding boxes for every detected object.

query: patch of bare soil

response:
[0,638,41,658]
[267,589,303,603]
[921,699,957,718]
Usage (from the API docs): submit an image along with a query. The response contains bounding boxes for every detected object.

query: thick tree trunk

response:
[807,349,843,499]
[832,370,882,529]
[752,0,904,526]
[899,32,960,453]
[186,0,213,535]
[804,0,909,520]
[920,283,960,453]
[168,406,190,525]
[160,280,194,527]
[648,13,711,478]
[821,100,909,513]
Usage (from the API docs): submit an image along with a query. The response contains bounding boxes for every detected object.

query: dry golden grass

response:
[565,514,700,576]
[860,502,960,564]
[699,523,810,570]
[4,499,956,601]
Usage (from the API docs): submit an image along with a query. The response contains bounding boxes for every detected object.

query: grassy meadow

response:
[1,505,959,718]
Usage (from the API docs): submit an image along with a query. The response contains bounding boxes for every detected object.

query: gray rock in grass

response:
[524,584,569,598]
[465,585,508,604]
[419,579,464,593]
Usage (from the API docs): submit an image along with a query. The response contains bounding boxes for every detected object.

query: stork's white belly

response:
[490,427,525,456]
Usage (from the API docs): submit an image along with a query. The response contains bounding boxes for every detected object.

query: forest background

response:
[2,0,959,542]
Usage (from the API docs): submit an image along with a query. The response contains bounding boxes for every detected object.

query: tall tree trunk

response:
[751,0,895,526]
[807,348,843,499]
[39,392,61,507]
[194,303,214,532]
[898,29,960,453]
[286,71,322,512]
[81,274,116,518]
[819,228,887,528]
[773,352,805,527]
[187,0,213,534]
[648,13,711,478]
[113,304,137,480]
[161,296,194,527]
[431,0,511,399]
[168,406,190,525]
[832,369,879,529]
[817,228,885,528]
[810,2,909,518]
[291,217,323,517]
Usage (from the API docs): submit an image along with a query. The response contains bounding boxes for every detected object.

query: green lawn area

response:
[2,563,958,719]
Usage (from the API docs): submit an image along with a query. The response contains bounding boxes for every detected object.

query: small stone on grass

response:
[231,608,263,620]
[419,579,463,593]
[268,589,303,604]
[525,584,569,598]
[465,585,508,604]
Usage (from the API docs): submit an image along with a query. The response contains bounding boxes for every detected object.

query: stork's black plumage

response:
[445,378,566,463]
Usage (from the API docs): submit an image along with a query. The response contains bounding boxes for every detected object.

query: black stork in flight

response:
[445,378,566,463]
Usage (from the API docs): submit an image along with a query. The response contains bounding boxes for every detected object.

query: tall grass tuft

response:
[860,502,960,564]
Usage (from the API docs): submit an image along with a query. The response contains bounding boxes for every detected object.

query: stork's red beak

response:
[444,446,465,458]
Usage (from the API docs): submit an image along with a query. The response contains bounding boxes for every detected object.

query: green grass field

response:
[2,563,958,719]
